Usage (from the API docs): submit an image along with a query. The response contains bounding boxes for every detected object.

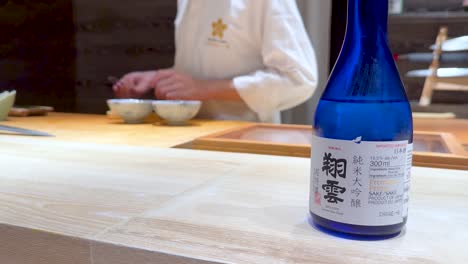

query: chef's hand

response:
[113,71,156,98]
[151,70,207,100]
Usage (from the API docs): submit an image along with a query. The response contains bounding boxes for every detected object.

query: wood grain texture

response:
[2,112,248,148]
[0,137,238,239]
[0,224,91,264]
[1,137,467,263]
[92,241,220,264]
[3,113,467,149]
[192,123,468,170]
[413,118,468,145]
[96,164,468,264]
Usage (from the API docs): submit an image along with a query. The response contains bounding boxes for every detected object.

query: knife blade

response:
[0,125,54,137]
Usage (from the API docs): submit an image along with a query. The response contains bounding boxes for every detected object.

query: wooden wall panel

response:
[0,0,176,114]
[73,0,176,113]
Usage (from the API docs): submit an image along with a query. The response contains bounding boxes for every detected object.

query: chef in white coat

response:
[114,0,318,123]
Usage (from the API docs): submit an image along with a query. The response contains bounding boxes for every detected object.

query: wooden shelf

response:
[390,11,468,19]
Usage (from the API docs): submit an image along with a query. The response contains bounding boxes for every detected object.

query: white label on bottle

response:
[402,143,413,218]
[309,136,408,226]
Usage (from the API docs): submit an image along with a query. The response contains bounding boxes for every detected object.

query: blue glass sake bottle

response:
[309,0,413,236]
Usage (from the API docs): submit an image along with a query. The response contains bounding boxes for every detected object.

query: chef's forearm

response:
[198,79,242,101]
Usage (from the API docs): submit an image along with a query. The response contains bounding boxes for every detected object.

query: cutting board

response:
[192,123,468,170]
[9,106,54,117]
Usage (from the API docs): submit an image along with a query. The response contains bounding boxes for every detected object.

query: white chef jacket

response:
[174,0,318,123]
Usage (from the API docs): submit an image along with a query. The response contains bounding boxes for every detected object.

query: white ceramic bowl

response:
[0,90,16,121]
[152,100,201,125]
[106,99,153,124]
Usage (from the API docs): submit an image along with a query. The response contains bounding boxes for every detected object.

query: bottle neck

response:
[322,0,408,101]
[345,0,388,46]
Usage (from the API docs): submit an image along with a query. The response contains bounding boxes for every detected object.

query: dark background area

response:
[0,0,76,111]
[73,0,176,113]
[0,0,176,113]
[1,0,467,114]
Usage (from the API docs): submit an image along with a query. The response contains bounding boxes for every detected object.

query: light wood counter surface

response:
[0,136,467,264]
[413,118,468,146]
[2,112,248,148]
[3,112,467,149]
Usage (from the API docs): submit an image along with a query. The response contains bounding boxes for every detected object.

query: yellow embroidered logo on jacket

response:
[211,18,227,39]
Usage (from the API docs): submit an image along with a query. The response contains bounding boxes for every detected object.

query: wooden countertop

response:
[413,118,468,146]
[1,137,467,264]
[4,113,467,148]
[1,112,248,148]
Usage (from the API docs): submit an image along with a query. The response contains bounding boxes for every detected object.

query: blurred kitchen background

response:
[1,0,467,124]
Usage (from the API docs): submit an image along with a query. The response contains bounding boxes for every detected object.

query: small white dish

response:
[152,100,201,125]
[0,90,16,121]
[106,99,153,124]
